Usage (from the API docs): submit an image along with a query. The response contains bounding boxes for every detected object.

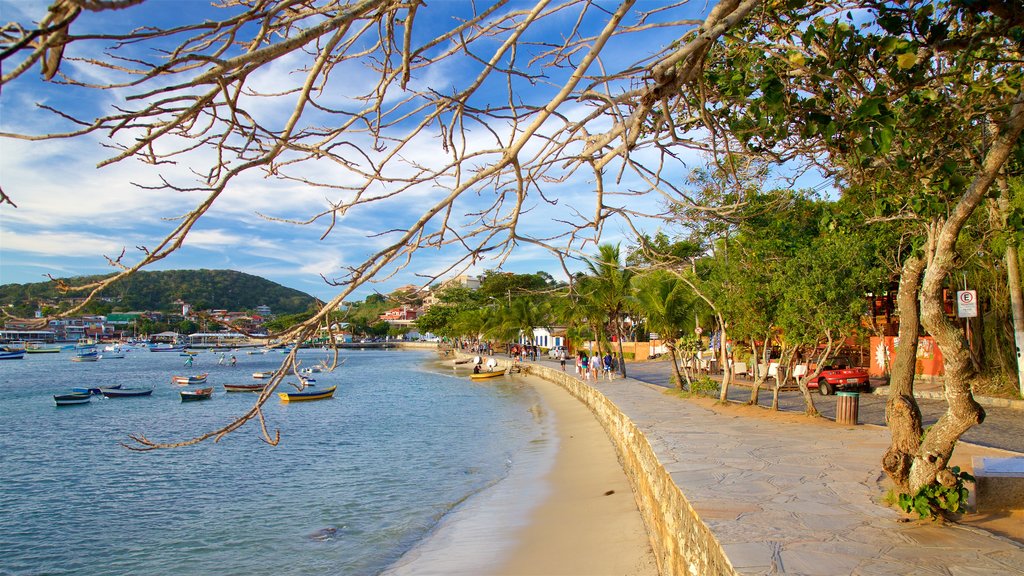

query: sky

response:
[0,1,825,304]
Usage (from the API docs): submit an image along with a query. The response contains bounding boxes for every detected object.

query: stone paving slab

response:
[577,376,1024,575]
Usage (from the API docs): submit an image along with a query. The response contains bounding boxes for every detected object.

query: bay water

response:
[0,348,553,575]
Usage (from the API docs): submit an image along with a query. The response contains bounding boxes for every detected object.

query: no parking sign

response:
[957,290,978,318]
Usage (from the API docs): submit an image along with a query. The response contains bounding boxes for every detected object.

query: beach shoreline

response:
[489,371,659,576]
[388,361,658,576]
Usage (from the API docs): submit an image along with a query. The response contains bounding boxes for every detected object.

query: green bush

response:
[623,352,635,360]
[691,376,719,397]
[897,466,975,519]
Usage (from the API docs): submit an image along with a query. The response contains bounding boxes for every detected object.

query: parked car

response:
[547,345,569,359]
[809,357,870,395]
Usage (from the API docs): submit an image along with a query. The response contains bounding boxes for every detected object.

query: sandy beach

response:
[490,373,659,576]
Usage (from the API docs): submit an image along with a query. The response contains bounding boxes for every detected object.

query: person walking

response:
[603,352,614,380]
[558,348,567,371]
[581,353,590,380]
[590,352,601,381]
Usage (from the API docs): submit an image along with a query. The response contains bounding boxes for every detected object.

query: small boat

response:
[469,370,507,381]
[171,373,209,385]
[149,344,185,353]
[453,358,471,365]
[252,371,276,379]
[223,383,266,393]
[72,383,122,395]
[0,348,26,360]
[100,387,154,398]
[180,387,214,402]
[278,385,336,402]
[300,366,323,374]
[54,393,92,406]
[70,352,100,362]
[26,345,61,354]
[103,352,126,359]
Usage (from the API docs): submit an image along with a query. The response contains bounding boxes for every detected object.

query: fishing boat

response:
[0,347,26,360]
[72,384,122,395]
[103,351,126,359]
[223,383,266,393]
[54,393,92,406]
[180,387,214,402]
[100,387,153,398]
[171,373,209,385]
[277,385,336,402]
[149,344,185,353]
[252,371,276,379]
[469,369,507,381]
[26,344,61,354]
[70,351,100,362]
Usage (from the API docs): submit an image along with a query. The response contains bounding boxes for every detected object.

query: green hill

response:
[0,269,318,316]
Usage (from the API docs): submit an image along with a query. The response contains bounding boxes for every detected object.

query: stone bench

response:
[973,457,1024,512]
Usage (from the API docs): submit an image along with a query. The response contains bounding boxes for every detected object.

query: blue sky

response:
[0,1,824,303]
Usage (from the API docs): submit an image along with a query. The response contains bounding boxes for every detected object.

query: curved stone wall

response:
[519,362,737,576]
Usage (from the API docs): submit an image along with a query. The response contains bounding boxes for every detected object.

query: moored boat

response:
[100,387,153,398]
[171,373,209,385]
[469,369,507,380]
[180,387,214,401]
[72,384,122,395]
[149,344,185,353]
[54,393,92,406]
[277,385,336,402]
[26,344,61,354]
[0,347,26,360]
[70,351,100,362]
[223,383,266,393]
[252,371,275,379]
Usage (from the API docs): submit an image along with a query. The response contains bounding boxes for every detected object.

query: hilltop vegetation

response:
[0,270,317,317]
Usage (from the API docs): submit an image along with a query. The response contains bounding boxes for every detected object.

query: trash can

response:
[836,391,859,425]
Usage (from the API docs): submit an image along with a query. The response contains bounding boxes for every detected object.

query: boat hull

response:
[0,351,26,360]
[72,384,122,395]
[223,384,266,392]
[278,385,336,402]
[101,388,153,398]
[469,370,506,380]
[180,387,214,401]
[54,394,91,406]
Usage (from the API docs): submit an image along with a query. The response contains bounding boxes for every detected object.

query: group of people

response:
[472,355,499,373]
[508,343,538,362]
[573,350,615,381]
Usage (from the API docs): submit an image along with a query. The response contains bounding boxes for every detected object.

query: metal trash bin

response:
[836,391,859,425]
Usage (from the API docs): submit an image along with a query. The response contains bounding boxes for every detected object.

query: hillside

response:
[0,269,318,316]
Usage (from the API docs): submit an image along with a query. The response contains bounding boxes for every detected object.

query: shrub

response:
[897,466,975,519]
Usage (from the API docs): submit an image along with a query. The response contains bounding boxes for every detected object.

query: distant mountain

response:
[0,269,318,315]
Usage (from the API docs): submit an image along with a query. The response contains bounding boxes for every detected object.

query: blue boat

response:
[0,346,26,360]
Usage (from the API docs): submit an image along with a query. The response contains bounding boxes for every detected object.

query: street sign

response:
[957,290,978,318]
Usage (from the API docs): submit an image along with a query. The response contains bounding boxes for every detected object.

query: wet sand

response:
[490,374,659,576]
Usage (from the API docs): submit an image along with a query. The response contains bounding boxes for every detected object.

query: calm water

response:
[0,348,551,575]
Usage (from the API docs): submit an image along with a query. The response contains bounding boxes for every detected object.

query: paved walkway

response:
[508,354,1024,575]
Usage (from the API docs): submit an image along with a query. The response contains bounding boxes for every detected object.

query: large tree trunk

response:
[907,98,1024,493]
[882,255,925,494]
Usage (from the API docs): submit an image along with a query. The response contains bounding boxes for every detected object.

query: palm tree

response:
[632,271,694,390]
[582,244,635,378]
[485,296,550,350]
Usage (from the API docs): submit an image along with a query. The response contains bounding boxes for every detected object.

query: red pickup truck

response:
[809,357,871,395]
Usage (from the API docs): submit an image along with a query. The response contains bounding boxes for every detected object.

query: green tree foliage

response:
[0,270,316,316]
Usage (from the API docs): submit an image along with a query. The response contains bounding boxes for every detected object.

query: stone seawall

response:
[449,352,736,576]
